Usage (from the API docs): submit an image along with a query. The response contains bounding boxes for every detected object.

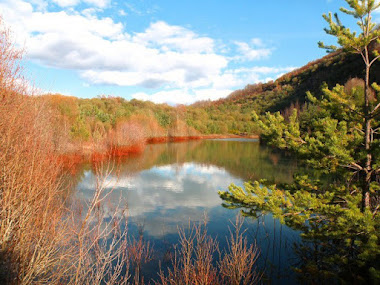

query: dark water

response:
[75,139,303,284]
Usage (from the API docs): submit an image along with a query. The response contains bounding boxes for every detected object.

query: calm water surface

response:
[74,139,303,284]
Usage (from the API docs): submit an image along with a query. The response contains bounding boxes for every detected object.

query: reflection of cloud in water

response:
[76,163,243,236]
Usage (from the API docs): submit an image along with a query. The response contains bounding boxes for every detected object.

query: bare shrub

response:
[44,94,81,153]
[63,162,131,285]
[282,100,301,121]
[129,229,153,284]
[127,114,166,138]
[158,219,218,285]
[344,77,365,95]
[158,216,261,285]
[0,17,138,285]
[168,119,199,137]
[344,77,376,101]
[109,120,146,148]
[0,16,70,283]
[0,86,140,285]
[0,79,69,284]
[0,17,25,98]
[219,216,261,285]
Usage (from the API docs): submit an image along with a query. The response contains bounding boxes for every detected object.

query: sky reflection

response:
[76,162,243,236]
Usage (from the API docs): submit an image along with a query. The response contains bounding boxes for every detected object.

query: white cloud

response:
[51,0,109,8]
[80,49,228,89]
[132,88,233,105]
[233,66,296,75]
[129,64,296,105]
[124,3,142,15]
[0,1,227,89]
[118,9,126,16]
[81,7,100,17]
[134,21,215,54]
[83,0,110,9]
[375,0,380,19]
[0,0,288,104]
[52,0,80,7]
[132,90,197,105]
[234,41,271,61]
[29,0,48,10]
[250,38,264,47]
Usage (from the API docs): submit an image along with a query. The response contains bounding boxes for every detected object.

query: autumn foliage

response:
[0,18,66,283]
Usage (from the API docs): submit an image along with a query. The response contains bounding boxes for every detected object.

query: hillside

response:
[188,47,380,130]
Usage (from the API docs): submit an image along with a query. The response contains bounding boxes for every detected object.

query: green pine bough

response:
[219,1,380,282]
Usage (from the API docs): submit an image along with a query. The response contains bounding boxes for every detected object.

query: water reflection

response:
[77,163,243,237]
[74,139,301,283]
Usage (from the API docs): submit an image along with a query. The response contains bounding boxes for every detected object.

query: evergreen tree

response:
[318,0,380,210]
[219,1,380,282]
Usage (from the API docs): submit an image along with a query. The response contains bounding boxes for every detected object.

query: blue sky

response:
[0,0,378,104]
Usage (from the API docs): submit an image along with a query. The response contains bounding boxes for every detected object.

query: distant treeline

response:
[39,94,260,154]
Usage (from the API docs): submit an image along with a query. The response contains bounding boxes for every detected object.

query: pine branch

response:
[371,108,380,119]
[354,127,365,134]
[369,54,380,67]
[371,101,380,116]
[373,204,379,217]
[341,162,363,171]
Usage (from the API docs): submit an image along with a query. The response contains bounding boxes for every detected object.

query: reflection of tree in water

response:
[241,215,302,283]
[220,179,379,283]
[62,140,295,199]
[290,219,376,284]
[182,140,297,183]
[70,140,298,186]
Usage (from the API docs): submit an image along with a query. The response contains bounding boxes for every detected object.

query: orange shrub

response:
[127,113,166,138]
[168,119,199,137]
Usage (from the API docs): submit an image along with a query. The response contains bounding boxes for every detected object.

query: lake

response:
[74,138,303,284]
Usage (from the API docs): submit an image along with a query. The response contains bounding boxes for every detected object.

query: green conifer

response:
[220,1,380,282]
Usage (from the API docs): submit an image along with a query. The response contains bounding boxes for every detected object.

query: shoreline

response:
[57,134,259,171]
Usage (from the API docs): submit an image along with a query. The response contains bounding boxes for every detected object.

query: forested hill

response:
[192,46,380,116]
[42,46,380,149]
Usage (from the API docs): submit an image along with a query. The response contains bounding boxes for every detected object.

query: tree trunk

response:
[362,63,372,211]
